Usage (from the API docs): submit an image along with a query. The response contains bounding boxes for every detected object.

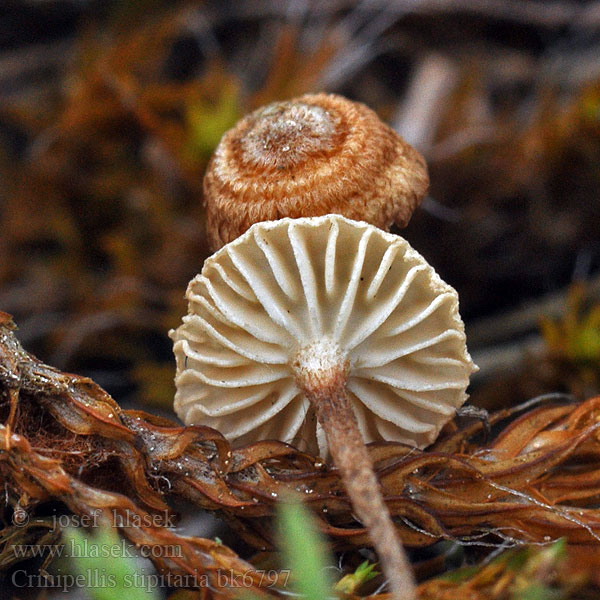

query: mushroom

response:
[203,93,428,250]
[171,215,476,600]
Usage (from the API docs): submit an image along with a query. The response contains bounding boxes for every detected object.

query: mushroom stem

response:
[296,358,418,600]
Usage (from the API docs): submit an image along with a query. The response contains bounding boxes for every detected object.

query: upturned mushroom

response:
[171,215,476,600]
[203,93,428,250]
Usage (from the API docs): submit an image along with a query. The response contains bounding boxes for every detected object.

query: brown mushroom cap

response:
[204,93,429,250]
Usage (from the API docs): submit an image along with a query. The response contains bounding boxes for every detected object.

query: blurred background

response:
[1,0,599,415]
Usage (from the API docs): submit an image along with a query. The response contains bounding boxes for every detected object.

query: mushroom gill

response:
[172,215,475,456]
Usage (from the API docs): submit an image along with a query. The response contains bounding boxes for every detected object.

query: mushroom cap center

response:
[292,339,349,394]
[240,101,338,170]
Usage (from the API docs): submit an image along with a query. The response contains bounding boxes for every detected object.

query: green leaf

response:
[64,526,158,600]
[185,84,240,161]
[334,560,379,594]
[513,583,563,600]
[277,496,334,600]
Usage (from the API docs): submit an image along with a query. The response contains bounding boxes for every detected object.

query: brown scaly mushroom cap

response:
[171,215,476,600]
[203,93,429,250]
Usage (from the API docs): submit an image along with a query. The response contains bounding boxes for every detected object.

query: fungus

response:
[203,93,428,250]
[171,215,476,600]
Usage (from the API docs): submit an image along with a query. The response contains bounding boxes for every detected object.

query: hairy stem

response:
[297,364,417,600]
